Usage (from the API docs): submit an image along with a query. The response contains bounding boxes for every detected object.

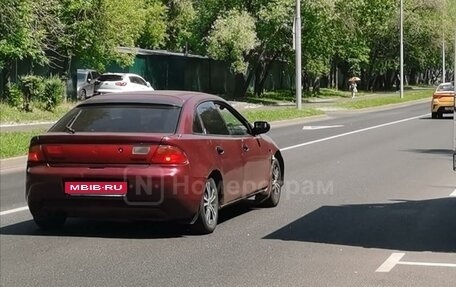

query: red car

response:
[26,91,284,233]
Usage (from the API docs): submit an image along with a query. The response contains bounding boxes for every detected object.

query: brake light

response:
[151,145,188,164]
[115,82,127,86]
[28,145,44,163]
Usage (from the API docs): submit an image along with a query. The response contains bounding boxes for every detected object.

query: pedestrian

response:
[349,81,357,98]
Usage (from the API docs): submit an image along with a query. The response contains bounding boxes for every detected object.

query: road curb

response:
[0,156,27,172]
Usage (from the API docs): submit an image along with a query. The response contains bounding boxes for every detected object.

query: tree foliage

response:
[1,0,455,97]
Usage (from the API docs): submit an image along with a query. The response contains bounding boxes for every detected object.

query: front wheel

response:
[256,157,282,207]
[193,178,219,234]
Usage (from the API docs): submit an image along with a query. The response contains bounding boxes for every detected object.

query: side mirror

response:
[146,81,151,87]
[87,78,92,84]
[252,121,270,135]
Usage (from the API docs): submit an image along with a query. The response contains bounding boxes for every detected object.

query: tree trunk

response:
[312,76,321,95]
[1,60,13,100]
[255,54,279,97]
[234,73,247,98]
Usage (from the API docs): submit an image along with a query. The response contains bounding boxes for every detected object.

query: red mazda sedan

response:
[26,91,284,233]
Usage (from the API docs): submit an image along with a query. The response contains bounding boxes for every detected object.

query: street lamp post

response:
[400,0,404,99]
[443,33,446,83]
[295,0,302,109]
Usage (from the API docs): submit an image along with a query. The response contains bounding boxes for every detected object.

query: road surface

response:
[1,102,455,286]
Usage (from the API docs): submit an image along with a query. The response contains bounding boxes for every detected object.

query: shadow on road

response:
[419,115,454,120]
[0,200,256,239]
[264,198,456,252]
[403,148,454,156]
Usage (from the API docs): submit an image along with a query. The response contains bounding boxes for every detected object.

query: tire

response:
[79,89,87,100]
[256,157,282,208]
[33,212,66,230]
[193,178,219,234]
[431,112,438,119]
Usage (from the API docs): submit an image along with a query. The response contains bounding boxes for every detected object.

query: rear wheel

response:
[256,157,282,207]
[33,212,66,230]
[79,89,87,100]
[193,178,219,234]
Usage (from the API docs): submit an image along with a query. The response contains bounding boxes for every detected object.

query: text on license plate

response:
[65,182,127,196]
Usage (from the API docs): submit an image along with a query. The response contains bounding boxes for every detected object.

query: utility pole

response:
[453,30,456,171]
[443,33,446,83]
[400,0,404,98]
[295,0,302,109]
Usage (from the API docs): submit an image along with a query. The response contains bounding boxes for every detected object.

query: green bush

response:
[42,76,64,111]
[5,83,24,108]
[20,75,45,112]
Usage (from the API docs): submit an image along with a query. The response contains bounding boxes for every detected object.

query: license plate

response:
[65,181,128,196]
[444,107,453,111]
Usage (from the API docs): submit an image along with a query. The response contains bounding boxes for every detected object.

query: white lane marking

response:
[398,261,456,268]
[0,206,29,216]
[0,114,429,217]
[376,253,456,272]
[376,253,405,273]
[450,189,456,197]
[302,125,344,130]
[281,114,429,152]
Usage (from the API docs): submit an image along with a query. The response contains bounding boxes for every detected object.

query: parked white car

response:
[93,73,154,96]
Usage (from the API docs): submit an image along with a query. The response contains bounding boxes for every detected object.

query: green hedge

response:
[4,75,65,112]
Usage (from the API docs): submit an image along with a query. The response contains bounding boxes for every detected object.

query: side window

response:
[215,103,249,136]
[193,113,204,134]
[197,102,230,135]
[130,76,147,86]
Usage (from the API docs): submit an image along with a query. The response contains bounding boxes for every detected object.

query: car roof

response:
[78,90,224,108]
[100,73,143,77]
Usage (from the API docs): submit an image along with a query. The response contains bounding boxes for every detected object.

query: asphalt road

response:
[1,102,455,287]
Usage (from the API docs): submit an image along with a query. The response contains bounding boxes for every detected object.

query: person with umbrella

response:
[349,77,360,98]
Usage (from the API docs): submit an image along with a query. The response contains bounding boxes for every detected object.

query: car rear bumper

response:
[432,104,454,113]
[26,165,204,223]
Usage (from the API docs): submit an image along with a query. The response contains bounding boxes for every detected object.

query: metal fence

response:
[1,48,294,100]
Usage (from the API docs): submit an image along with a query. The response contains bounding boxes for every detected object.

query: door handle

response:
[216,146,224,155]
[242,144,250,152]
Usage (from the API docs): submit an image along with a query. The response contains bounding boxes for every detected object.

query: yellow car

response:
[431,82,454,119]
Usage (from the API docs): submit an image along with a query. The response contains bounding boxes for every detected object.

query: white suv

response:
[93,73,154,96]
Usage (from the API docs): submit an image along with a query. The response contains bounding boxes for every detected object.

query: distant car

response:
[431,82,455,119]
[76,69,100,100]
[26,91,284,234]
[93,73,154,96]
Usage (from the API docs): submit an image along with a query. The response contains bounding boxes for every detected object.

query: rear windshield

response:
[49,105,181,133]
[437,84,454,91]
[97,75,123,82]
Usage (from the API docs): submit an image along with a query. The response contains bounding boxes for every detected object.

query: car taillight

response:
[44,145,64,155]
[28,145,44,164]
[115,82,127,86]
[150,145,188,164]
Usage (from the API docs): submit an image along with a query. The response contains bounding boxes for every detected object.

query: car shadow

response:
[420,115,454,120]
[0,200,257,239]
[403,148,454,156]
[263,198,456,252]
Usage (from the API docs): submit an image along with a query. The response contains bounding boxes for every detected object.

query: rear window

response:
[98,75,124,82]
[437,84,454,91]
[50,105,181,133]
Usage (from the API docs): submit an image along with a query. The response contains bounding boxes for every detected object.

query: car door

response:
[215,103,271,196]
[196,101,245,204]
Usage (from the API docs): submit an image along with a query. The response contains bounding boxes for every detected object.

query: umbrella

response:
[349,77,361,82]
